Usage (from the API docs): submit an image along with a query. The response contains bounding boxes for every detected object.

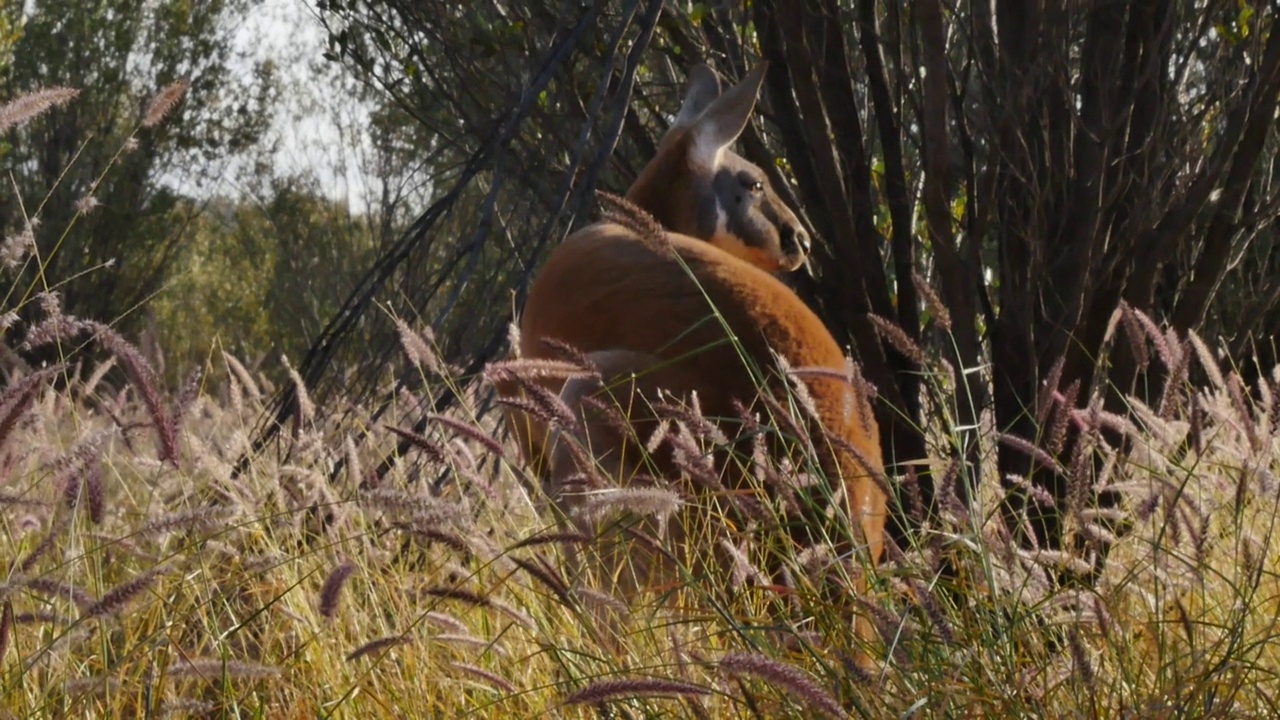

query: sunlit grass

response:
[3,83,1280,719]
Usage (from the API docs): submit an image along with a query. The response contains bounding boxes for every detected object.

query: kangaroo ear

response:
[686,63,768,170]
[672,64,723,129]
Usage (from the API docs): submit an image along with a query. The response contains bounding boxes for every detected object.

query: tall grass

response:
[1,86,1279,719]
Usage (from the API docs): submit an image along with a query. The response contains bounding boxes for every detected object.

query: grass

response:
[3,84,1280,720]
[0,289,1277,719]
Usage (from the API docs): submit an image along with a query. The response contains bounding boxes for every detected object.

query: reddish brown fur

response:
[495,64,885,665]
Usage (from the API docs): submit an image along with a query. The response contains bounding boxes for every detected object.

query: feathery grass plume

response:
[539,336,598,373]
[772,354,822,424]
[786,360,879,437]
[25,313,180,465]
[1046,379,1080,455]
[1187,330,1225,389]
[0,364,67,451]
[346,634,411,661]
[718,653,845,720]
[420,585,491,608]
[1271,373,1280,437]
[24,577,95,609]
[393,522,470,553]
[448,662,517,694]
[18,513,70,572]
[663,423,728,494]
[74,193,100,215]
[393,315,446,375]
[720,539,765,589]
[486,596,537,632]
[1,220,36,269]
[429,632,498,653]
[137,506,235,536]
[173,368,203,424]
[511,555,573,605]
[1158,340,1192,420]
[1227,372,1263,453]
[1119,302,1150,370]
[1004,474,1058,508]
[857,597,911,647]
[0,599,11,661]
[159,699,219,717]
[281,354,314,434]
[730,400,798,510]
[93,323,178,464]
[822,429,894,501]
[1066,626,1096,688]
[578,486,683,525]
[343,434,364,489]
[911,270,952,332]
[1036,356,1066,426]
[222,352,261,399]
[1017,548,1094,577]
[580,391,643,450]
[1089,594,1114,641]
[596,190,673,257]
[141,77,190,128]
[0,86,79,133]
[81,356,118,398]
[561,677,711,707]
[319,560,357,618]
[423,611,469,635]
[385,424,452,465]
[167,657,280,680]
[83,566,167,618]
[935,457,971,524]
[1080,522,1119,549]
[867,313,926,367]
[0,489,46,509]
[906,577,956,645]
[997,433,1068,477]
[1188,394,1204,457]
[64,676,120,697]
[359,488,469,527]
[1131,305,1172,368]
[485,357,601,383]
[423,412,507,459]
[757,392,815,458]
[653,393,731,447]
[506,374,584,436]
[508,530,592,551]
[577,585,628,616]
[900,467,926,524]
[53,433,105,510]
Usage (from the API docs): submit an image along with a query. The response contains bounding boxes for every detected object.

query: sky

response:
[174,0,379,213]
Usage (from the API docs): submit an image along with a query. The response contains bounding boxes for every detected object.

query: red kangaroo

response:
[497,63,886,662]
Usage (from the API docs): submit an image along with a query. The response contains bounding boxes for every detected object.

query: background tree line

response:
[6,0,1280,560]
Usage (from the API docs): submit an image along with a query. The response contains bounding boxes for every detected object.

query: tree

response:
[0,0,274,342]
[274,1,1280,562]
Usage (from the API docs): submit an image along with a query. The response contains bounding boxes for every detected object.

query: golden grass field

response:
[1,300,1278,719]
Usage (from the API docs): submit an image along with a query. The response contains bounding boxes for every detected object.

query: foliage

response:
[298,0,1280,559]
[0,296,1277,716]
[0,0,274,340]
[2,59,1279,715]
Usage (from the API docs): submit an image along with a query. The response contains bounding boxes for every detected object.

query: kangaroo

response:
[496,63,885,666]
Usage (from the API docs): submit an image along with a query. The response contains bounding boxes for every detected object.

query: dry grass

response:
[0,300,1276,719]
[2,85,1279,719]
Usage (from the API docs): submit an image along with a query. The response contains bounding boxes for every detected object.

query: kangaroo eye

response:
[751,180,764,192]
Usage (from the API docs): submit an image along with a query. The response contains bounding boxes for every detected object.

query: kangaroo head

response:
[625,63,810,273]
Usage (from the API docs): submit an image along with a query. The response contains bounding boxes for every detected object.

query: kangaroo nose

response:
[781,224,809,257]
